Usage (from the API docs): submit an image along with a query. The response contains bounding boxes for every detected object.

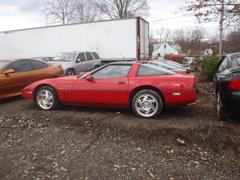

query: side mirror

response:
[76,59,81,63]
[85,75,94,82]
[4,68,15,75]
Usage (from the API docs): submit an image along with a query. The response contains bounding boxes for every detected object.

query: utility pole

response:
[219,0,224,58]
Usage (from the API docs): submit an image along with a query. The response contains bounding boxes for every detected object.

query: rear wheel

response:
[35,86,60,110]
[132,90,163,118]
[65,69,75,76]
[217,92,229,121]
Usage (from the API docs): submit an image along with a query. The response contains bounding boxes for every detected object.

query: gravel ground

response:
[0,83,240,179]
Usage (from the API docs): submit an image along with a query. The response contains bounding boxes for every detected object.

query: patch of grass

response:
[201,56,220,81]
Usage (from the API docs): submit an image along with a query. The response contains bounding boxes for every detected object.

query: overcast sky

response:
[0,0,219,36]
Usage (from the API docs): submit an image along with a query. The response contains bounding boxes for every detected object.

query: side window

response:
[218,58,228,72]
[227,58,232,69]
[92,65,131,79]
[92,52,100,59]
[138,64,176,76]
[77,53,86,62]
[31,60,48,70]
[86,52,94,61]
[232,55,240,67]
[8,60,32,73]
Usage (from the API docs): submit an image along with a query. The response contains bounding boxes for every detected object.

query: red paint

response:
[228,78,240,90]
[164,54,185,63]
[22,62,196,108]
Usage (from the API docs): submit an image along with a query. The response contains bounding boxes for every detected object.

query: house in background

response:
[152,42,180,58]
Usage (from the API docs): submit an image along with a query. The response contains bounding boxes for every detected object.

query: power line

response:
[150,13,195,22]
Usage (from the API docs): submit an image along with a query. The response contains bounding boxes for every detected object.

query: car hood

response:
[54,75,79,81]
[24,75,78,89]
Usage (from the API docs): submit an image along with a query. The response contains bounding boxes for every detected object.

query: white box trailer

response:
[0,17,149,61]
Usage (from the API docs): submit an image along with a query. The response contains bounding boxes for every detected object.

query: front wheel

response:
[132,90,163,118]
[65,69,75,76]
[35,86,60,110]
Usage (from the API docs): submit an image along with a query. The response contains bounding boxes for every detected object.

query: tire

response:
[132,89,163,118]
[35,86,60,110]
[216,92,229,121]
[65,69,75,76]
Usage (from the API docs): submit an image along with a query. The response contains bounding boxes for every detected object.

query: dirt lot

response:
[0,83,240,179]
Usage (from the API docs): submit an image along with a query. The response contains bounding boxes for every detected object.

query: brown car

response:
[0,58,64,99]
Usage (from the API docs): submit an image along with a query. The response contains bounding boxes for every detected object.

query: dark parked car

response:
[214,52,240,120]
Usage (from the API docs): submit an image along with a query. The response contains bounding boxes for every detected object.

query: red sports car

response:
[22,61,196,118]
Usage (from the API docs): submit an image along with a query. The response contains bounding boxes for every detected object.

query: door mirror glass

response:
[76,59,81,63]
[4,68,15,74]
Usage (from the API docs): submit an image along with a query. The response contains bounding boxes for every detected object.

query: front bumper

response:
[22,88,33,99]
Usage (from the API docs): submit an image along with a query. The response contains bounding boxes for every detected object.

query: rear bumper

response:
[164,90,197,106]
[221,92,240,114]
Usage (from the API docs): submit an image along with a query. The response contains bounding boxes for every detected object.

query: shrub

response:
[201,56,220,81]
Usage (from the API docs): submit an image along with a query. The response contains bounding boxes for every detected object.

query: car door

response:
[70,64,132,106]
[75,52,87,73]
[0,60,33,96]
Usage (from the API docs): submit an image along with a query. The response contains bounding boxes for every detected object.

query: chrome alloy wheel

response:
[135,94,159,118]
[37,89,54,110]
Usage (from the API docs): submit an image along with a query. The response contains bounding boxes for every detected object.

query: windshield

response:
[0,60,10,69]
[53,53,77,62]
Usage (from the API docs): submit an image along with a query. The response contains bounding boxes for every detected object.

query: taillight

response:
[228,78,240,90]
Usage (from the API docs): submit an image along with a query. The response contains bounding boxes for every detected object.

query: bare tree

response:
[224,28,240,53]
[186,0,240,57]
[73,0,99,23]
[95,0,149,19]
[44,0,76,24]
[172,28,206,54]
[44,0,99,24]
[155,28,171,43]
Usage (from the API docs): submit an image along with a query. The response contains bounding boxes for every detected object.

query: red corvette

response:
[22,61,196,118]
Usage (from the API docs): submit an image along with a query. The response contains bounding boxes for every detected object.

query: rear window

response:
[31,60,48,70]
[138,64,176,76]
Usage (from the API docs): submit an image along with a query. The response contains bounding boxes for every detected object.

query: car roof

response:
[107,61,137,65]
[0,60,12,63]
[228,52,240,57]
[60,51,97,54]
[108,60,164,65]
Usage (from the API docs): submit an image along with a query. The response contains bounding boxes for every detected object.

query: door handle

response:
[117,81,127,84]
